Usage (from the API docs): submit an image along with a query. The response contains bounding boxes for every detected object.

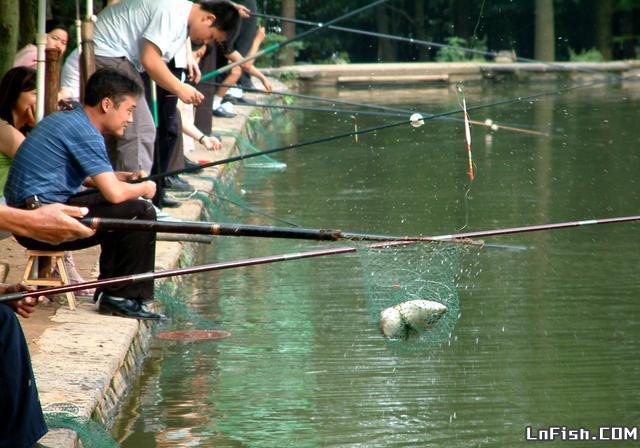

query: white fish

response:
[380,300,448,340]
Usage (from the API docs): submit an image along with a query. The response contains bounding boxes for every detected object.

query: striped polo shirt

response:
[4,107,113,206]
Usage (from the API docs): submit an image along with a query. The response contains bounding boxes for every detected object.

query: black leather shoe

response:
[223,94,249,105]
[160,196,180,208]
[212,106,236,118]
[97,292,164,320]
[164,175,192,191]
[183,158,201,171]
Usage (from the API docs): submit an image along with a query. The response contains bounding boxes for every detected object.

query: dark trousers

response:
[194,42,218,135]
[0,304,47,448]
[142,66,185,204]
[15,192,157,301]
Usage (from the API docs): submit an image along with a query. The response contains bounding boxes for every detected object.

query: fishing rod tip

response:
[410,113,425,128]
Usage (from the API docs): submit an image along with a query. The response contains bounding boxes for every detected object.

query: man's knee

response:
[129,199,157,220]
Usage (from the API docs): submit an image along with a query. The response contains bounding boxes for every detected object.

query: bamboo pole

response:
[80,18,96,102]
[44,48,62,116]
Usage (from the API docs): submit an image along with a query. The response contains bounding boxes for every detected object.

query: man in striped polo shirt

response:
[5,69,162,320]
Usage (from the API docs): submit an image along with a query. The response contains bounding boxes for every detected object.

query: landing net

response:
[358,240,471,351]
[218,129,287,170]
[43,403,119,448]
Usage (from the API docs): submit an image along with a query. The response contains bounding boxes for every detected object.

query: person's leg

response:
[0,304,48,448]
[142,70,183,206]
[194,42,218,135]
[232,0,258,90]
[167,109,186,172]
[66,193,157,301]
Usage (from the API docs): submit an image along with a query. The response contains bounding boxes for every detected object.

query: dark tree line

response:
[1,0,640,74]
[264,0,640,64]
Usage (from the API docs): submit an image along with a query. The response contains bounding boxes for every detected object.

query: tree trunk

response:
[414,0,427,61]
[376,5,397,61]
[19,0,36,49]
[0,0,19,75]
[595,0,613,61]
[452,0,472,42]
[534,0,555,61]
[281,0,295,66]
[619,9,635,59]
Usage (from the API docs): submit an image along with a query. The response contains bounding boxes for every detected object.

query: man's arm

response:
[91,171,156,203]
[0,204,94,245]
[140,40,204,105]
[227,50,272,92]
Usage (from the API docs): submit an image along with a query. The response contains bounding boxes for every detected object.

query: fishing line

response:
[139,73,629,184]
[200,0,393,82]
[471,0,487,41]
[238,100,406,118]
[203,80,546,135]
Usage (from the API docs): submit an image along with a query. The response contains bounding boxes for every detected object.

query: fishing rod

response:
[428,214,640,240]
[255,12,623,79]
[80,213,640,243]
[0,246,360,303]
[137,73,626,184]
[3,213,637,303]
[200,0,392,82]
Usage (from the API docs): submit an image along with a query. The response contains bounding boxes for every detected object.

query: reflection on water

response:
[114,82,640,447]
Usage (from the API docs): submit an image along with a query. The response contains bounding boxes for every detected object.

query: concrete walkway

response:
[264,61,640,86]
[6,84,277,447]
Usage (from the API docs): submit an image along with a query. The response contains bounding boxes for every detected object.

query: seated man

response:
[5,68,162,320]
[0,202,93,447]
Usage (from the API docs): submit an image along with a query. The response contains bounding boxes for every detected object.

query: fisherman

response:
[211,0,272,118]
[0,203,93,448]
[4,68,162,321]
[91,0,242,174]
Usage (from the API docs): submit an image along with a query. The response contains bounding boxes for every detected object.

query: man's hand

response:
[0,284,45,318]
[115,170,147,182]
[187,53,202,84]
[202,135,222,151]
[22,204,95,244]
[260,77,273,93]
[142,180,157,199]
[177,83,204,105]
[232,2,251,18]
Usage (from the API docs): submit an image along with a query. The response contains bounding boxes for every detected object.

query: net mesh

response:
[358,241,470,351]
[43,403,119,448]
[218,129,287,170]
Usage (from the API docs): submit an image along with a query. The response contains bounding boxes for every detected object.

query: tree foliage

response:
[1,0,639,74]
[261,0,640,63]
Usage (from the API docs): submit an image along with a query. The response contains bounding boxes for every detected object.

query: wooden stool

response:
[22,250,76,311]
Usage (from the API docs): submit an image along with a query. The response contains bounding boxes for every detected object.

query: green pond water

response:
[113,80,640,447]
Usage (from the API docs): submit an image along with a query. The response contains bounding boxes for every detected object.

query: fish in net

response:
[358,240,470,351]
[42,402,119,448]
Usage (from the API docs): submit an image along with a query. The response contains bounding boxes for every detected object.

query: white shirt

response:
[94,0,192,72]
[60,48,80,101]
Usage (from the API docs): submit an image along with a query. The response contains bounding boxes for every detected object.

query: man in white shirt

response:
[93,0,241,173]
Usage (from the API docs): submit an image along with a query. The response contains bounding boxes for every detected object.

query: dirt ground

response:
[1,236,100,355]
